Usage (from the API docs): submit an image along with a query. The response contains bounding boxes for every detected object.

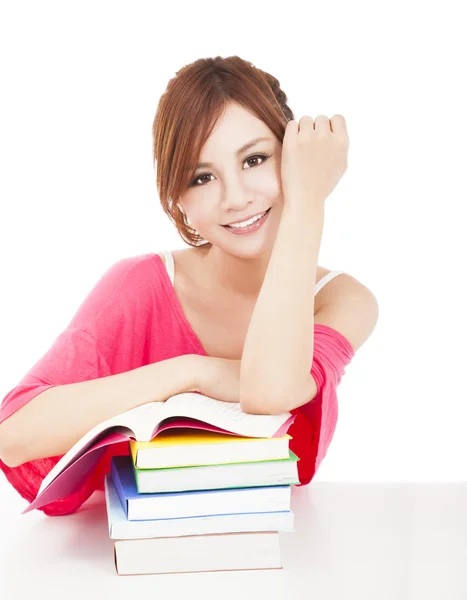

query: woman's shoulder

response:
[155,248,198,278]
[96,253,163,288]
[155,251,167,266]
[81,253,168,315]
[155,249,189,266]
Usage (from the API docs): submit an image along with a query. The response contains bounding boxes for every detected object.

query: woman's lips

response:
[222,207,271,235]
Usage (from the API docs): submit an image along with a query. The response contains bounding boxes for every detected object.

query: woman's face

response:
[177,101,284,256]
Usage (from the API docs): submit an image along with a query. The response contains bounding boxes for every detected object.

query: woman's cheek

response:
[188,200,216,229]
[253,168,282,198]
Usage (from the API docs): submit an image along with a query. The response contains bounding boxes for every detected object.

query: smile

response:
[222,208,271,235]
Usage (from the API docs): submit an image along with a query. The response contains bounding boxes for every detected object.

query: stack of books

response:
[105,427,300,575]
[20,391,299,575]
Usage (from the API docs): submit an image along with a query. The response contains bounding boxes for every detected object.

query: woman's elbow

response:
[240,394,289,416]
[240,377,297,415]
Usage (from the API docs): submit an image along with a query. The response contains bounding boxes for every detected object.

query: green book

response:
[132,450,300,494]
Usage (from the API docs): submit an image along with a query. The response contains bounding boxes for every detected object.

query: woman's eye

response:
[192,174,213,187]
[246,156,261,167]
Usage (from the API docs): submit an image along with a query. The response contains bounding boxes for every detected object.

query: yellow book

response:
[129,429,292,469]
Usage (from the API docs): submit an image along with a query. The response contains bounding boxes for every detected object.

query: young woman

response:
[0,55,378,515]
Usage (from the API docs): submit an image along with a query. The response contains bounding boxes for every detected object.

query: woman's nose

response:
[220,175,251,210]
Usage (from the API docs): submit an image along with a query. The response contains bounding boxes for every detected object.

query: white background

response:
[0,1,465,503]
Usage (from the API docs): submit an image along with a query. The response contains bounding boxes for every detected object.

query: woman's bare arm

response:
[0,354,200,468]
[240,204,324,413]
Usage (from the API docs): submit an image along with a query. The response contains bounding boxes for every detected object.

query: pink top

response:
[0,252,355,516]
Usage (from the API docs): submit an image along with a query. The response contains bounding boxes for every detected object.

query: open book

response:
[22,392,295,514]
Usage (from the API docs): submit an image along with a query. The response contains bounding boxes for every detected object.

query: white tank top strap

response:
[160,250,175,286]
[314,270,346,295]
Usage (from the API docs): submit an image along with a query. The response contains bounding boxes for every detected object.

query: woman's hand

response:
[187,356,242,405]
[280,114,349,211]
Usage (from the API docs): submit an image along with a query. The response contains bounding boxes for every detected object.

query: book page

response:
[160,392,291,438]
[118,401,164,439]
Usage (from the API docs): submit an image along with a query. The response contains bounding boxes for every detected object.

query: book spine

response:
[111,459,129,519]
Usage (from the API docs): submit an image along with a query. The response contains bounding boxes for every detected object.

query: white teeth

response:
[227,211,266,229]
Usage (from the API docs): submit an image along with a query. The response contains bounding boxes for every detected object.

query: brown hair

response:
[152,55,295,247]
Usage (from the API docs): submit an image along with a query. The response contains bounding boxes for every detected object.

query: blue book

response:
[111,456,292,522]
[104,474,295,539]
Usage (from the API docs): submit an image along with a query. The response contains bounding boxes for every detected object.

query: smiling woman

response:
[0,55,377,519]
[152,55,294,248]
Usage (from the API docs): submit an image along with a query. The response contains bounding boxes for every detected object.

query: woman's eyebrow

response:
[196,136,272,169]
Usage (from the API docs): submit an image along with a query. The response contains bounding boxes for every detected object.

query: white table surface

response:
[1,478,467,600]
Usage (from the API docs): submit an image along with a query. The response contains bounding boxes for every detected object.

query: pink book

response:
[22,391,294,514]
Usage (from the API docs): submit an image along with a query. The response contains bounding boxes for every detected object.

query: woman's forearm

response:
[0,354,201,468]
[240,203,324,413]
